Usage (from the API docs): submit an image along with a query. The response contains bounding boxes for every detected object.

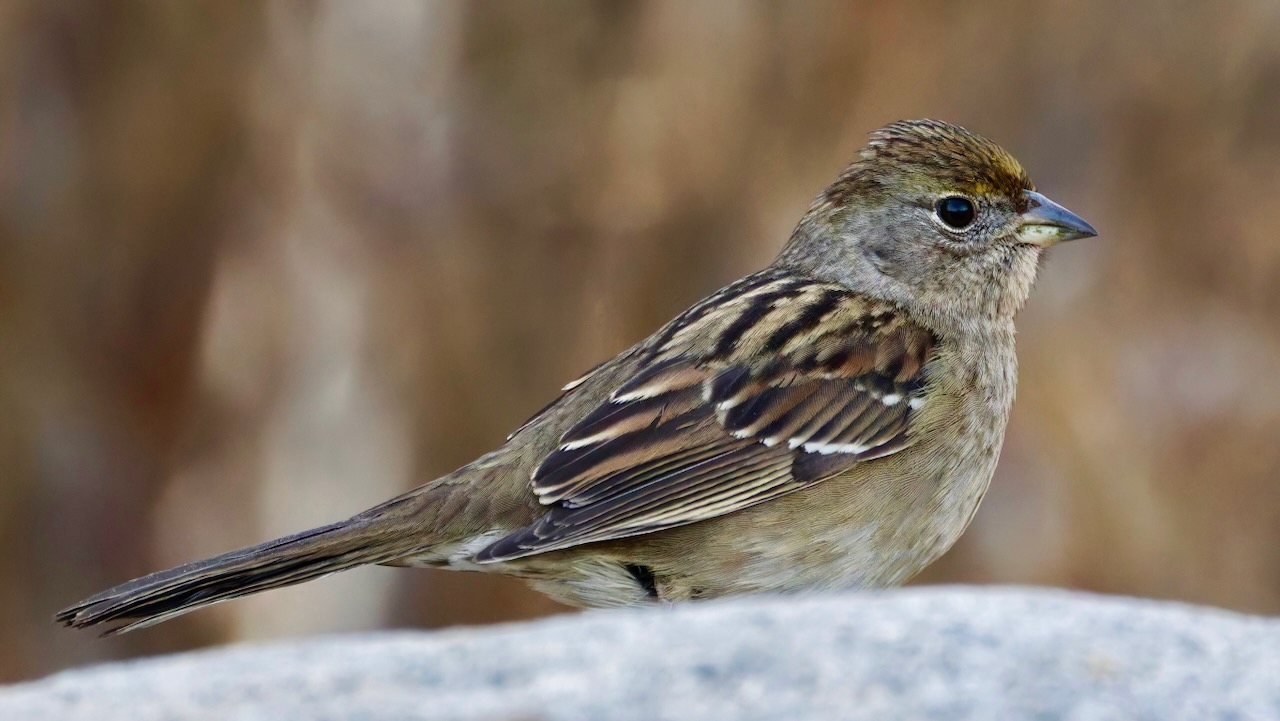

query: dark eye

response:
[935,196,976,230]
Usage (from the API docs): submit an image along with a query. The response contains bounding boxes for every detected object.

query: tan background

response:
[2,0,1279,682]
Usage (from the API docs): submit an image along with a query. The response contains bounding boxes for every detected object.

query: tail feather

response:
[55,515,419,636]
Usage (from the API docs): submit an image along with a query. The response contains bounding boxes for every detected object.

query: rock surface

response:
[5,586,1279,721]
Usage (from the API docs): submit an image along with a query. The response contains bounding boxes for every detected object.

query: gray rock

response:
[4,586,1278,721]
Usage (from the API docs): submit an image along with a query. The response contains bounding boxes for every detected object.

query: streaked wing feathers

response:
[477,271,935,562]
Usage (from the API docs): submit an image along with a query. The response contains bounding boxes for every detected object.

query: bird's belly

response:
[732,481,988,595]
[511,454,999,608]
[662,442,1000,600]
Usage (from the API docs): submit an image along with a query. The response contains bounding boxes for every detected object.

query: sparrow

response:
[57,119,1096,635]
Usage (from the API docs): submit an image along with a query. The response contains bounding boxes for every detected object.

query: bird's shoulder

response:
[508,269,937,444]
[643,268,931,370]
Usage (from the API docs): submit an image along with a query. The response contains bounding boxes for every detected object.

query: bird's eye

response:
[935,196,976,230]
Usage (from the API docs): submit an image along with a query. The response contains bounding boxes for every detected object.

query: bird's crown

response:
[859,119,1034,201]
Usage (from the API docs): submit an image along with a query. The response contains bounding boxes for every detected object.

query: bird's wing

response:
[477,271,936,562]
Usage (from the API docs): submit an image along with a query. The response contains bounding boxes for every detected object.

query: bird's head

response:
[779,119,1096,329]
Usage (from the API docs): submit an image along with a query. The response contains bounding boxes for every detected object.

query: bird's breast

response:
[674,332,1015,596]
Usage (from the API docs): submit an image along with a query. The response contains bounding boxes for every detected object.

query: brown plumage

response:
[56,119,1096,635]
[482,275,934,561]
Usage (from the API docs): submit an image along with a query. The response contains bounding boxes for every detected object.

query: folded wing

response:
[478,272,935,562]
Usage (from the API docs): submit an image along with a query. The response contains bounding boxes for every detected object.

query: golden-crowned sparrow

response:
[57,119,1096,634]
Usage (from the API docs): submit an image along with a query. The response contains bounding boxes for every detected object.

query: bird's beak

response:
[1017,190,1097,247]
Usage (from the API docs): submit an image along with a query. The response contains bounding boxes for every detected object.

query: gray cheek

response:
[861,240,895,276]
[862,221,937,283]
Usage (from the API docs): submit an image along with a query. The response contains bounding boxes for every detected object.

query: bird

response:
[56,119,1096,635]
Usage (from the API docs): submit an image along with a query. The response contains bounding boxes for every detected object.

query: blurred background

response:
[2,0,1279,682]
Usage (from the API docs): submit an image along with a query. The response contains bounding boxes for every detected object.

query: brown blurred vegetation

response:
[2,0,1279,682]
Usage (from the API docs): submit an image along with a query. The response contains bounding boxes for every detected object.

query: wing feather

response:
[477,271,936,563]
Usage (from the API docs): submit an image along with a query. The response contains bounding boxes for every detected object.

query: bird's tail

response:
[55,501,427,636]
